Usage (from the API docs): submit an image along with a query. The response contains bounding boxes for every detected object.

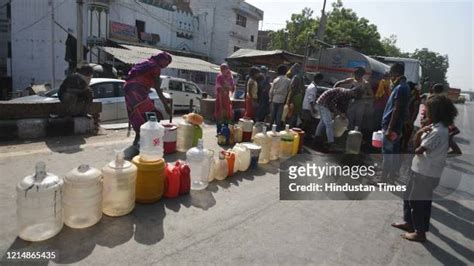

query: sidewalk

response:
[0,122,473,265]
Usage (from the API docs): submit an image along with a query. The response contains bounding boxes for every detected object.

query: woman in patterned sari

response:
[124,52,172,147]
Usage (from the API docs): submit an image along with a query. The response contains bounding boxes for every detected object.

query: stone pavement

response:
[0,119,473,265]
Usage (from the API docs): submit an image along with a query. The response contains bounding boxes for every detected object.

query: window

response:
[115,82,125,97]
[91,83,116,99]
[7,3,11,19]
[168,80,183,91]
[250,35,254,42]
[7,42,11,58]
[136,20,145,39]
[236,14,247,27]
[184,83,199,94]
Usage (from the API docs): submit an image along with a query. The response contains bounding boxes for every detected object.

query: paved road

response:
[0,106,473,265]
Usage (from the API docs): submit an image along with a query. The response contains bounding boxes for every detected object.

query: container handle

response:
[34,161,47,181]
[146,112,157,122]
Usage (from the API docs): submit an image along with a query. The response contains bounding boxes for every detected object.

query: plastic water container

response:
[254,126,271,164]
[102,151,137,217]
[16,162,64,242]
[211,152,228,181]
[346,126,363,154]
[279,124,294,159]
[133,156,166,203]
[63,164,102,229]
[139,112,165,161]
[175,161,191,195]
[241,143,261,169]
[290,129,300,156]
[251,122,266,141]
[220,124,230,145]
[372,130,383,148]
[231,143,251,172]
[163,124,177,154]
[192,125,203,147]
[186,139,214,190]
[239,118,254,142]
[291,128,305,153]
[176,121,194,152]
[333,115,349,138]
[233,124,243,143]
[164,163,181,198]
[267,124,280,161]
[222,150,236,176]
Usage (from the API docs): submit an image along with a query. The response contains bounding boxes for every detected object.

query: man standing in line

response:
[269,65,291,130]
[381,62,410,183]
[301,72,324,140]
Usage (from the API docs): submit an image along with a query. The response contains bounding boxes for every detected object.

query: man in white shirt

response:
[301,73,324,138]
[269,65,291,130]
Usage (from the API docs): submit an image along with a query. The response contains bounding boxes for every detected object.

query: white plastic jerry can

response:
[139,112,165,161]
[346,126,363,154]
[16,162,64,241]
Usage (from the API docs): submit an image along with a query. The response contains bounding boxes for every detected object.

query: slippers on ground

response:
[391,223,414,232]
[401,232,426,243]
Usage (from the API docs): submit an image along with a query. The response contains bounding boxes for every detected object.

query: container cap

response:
[108,150,133,169]
[65,164,102,184]
[132,156,165,171]
[17,162,63,192]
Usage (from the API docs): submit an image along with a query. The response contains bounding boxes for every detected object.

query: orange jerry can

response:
[132,156,165,204]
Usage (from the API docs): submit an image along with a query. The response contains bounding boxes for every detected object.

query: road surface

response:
[0,104,473,265]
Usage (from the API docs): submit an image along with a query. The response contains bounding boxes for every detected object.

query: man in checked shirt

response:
[313,86,357,152]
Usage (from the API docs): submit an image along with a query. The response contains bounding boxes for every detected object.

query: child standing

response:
[391,94,458,242]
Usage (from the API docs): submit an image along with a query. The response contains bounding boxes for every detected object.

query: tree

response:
[411,48,450,90]
[269,7,317,54]
[324,0,385,55]
[269,1,387,56]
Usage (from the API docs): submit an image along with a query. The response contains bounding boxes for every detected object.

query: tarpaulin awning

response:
[226,48,304,69]
[100,44,228,74]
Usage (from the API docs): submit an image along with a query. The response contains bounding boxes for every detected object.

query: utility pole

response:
[49,0,56,89]
[76,0,84,68]
[316,0,327,40]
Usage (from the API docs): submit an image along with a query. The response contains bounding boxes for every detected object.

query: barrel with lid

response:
[102,151,137,217]
[16,162,64,241]
[133,156,166,203]
[63,164,102,229]
[163,124,177,154]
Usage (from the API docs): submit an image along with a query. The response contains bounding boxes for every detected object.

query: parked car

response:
[9,78,171,122]
[160,75,202,111]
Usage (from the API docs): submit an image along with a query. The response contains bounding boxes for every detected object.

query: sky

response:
[246,0,473,91]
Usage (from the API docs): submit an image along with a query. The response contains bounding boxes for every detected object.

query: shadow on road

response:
[45,136,88,154]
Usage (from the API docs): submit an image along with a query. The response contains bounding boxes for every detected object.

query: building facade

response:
[9,0,262,91]
[190,0,263,64]
[0,0,11,99]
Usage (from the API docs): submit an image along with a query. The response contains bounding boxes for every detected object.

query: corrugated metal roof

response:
[227,48,304,60]
[100,44,224,74]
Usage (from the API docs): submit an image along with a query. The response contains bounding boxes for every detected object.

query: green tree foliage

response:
[324,0,385,55]
[411,48,450,88]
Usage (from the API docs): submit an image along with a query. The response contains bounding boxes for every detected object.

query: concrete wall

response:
[11,0,87,91]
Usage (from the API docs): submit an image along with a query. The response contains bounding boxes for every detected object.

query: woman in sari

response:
[214,63,235,133]
[124,52,172,147]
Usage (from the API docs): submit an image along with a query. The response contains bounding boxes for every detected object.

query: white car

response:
[10,78,171,122]
[160,75,202,111]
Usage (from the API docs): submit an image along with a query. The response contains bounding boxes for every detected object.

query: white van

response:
[160,75,202,111]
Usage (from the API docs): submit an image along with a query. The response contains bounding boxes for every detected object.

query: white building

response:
[9,0,262,91]
[190,0,263,65]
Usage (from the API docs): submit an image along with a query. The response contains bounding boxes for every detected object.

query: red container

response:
[222,150,236,177]
[163,124,177,154]
[176,160,190,195]
[291,128,305,152]
[164,163,180,198]
[242,131,252,142]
